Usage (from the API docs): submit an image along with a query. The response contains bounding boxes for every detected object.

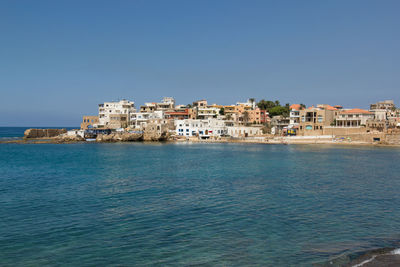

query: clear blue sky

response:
[0,0,399,126]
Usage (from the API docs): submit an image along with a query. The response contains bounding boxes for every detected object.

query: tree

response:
[219,107,225,115]
[257,100,277,110]
[300,103,306,109]
[269,106,290,117]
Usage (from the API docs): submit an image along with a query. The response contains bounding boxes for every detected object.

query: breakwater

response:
[24,128,67,138]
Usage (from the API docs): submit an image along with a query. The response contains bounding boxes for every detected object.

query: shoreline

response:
[1,137,400,147]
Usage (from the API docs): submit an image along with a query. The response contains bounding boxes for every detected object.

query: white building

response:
[130,110,164,129]
[289,104,301,128]
[98,99,136,128]
[175,119,227,138]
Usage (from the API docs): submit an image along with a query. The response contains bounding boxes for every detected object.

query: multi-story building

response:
[335,109,374,127]
[197,106,221,119]
[98,99,135,128]
[157,97,175,110]
[165,109,191,120]
[247,108,268,124]
[236,99,256,110]
[223,103,253,124]
[130,110,164,129]
[298,105,338,136]
[370,100,395,110]
[289,104,302,128]
[140,97,175,113]
[271,115,290,134]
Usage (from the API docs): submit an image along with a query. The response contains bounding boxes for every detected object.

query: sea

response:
[1,127,400,266]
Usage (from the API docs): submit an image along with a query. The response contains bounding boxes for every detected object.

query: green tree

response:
[219,107,225,115]
[269,106,290,117]
[257,100,276,110]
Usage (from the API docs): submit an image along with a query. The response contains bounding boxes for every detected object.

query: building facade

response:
[298,105,338,136]
[98,99,136,128]
[335,109,374,127]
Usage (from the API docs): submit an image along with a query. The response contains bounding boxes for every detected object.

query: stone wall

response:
[24,129,67,138]
[323,127,367,136]
[334,132,385,142]
[385,133,400,145]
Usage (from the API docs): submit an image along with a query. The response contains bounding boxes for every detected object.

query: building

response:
[247,108,268,124]
[227,125,263,137]
[298,105,338,136]
[370,100,395,110]
[236,99,256,109]
[271,115,290,134]
[223,103,253,124]
[165,109,191,120]
[335,109,374,127]
[140,97,175,113]
[175,119,228,139]
[156,97,175,111]
[193,99,208,108]
[289,104,302,128]
[80,116,99,130]
[130,110,164,129]
[197,106,221,119]
[140,103,157,113]
[98,99,136,128]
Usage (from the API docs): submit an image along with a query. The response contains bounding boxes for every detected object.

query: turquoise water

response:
[1,139,400,265]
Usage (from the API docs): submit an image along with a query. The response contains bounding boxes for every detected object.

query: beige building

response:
[370,100,394,110]
[335,109,374,127]
[80,116,99,130]
[227,126,263,137]
[298,105,338,136]
[140,97,175,113]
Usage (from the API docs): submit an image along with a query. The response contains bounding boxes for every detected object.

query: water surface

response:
[1,142,400,266]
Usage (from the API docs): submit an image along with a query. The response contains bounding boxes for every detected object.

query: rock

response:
[120,132,143,141]
[53,134,85,143]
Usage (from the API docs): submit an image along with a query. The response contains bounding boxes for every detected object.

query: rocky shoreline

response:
[1,128,399,146]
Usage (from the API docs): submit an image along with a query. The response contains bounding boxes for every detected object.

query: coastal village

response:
[24,98,400,145]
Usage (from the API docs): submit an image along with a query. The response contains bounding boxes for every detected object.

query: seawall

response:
[24,128,67,139]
